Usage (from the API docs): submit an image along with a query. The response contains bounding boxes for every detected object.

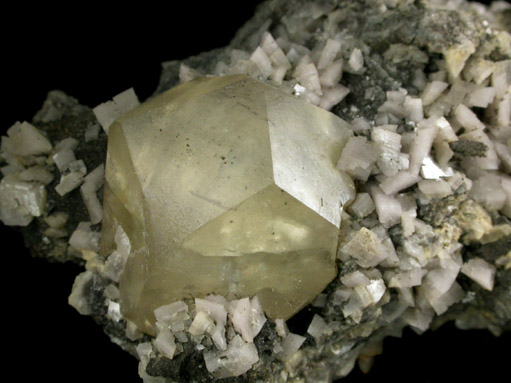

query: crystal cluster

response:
[101,74,355,334]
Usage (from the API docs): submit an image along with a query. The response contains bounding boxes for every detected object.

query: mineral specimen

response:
[2,0,511,382]
[102,74,355,334]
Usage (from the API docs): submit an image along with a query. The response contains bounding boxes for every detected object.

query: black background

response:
[1,1,509,382]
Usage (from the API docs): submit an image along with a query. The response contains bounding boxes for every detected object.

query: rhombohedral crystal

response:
[101,75,356,334]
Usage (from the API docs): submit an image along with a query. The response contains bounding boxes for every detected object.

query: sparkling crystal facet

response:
[101,75,355,334]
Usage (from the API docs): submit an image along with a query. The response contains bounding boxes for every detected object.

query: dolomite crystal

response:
[101,74,355,334]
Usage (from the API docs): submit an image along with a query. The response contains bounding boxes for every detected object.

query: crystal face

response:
[101,75,355,334]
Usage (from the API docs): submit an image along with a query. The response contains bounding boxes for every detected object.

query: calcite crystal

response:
[101,74,355,334]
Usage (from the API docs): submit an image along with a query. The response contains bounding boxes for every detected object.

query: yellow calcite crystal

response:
[101,75,355,334]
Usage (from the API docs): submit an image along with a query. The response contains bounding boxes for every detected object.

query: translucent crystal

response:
[101,75,355,334]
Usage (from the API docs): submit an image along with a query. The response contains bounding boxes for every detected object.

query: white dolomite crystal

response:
[347,193,375,218]
[155,328,177,360]
[340,227,389,268]
[2,121,52,156]
[93,88,140,134]
[461,258,496,291]
[0,175,46,226]
[278,333,306,361]
[307,314,332,341]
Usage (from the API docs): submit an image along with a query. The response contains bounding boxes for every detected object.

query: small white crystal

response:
[454,104,485,132]
[3,121,52,156]
[155,328,177,360]
[348,48,364,72]
[389,268,422,288]
[421,156,453,180]
[44,211,68,228]
[491,63,509,99]
[260,32,280,56]
[372,127,403,177]
[278,333,306,361]
[126,320,144,341]
[371,186,402,227]
[229,298,254,343]
[319,84,350,110]
[403,96,423,123]
[409,126,437,175]
[466,87,496,108]
[429,281,464,315]
[107,300,122,322]
[434,116,457,142]
[210,323,227,351]
[397,287,415,307]
[307,314,331,341]
[249,47,273,79]
[319,59,343,87]
[461,258,496,291]
[444,39,475,78]
[104,284,120,300]
[355,279,386,307]
[379,238,400,268]
[188,311,215,336]
[421,81,449,106]
[419,260,461,303]
[204,352,223,374]
[275,319,289,338]
[18,165,54,185]
[222,335,259,377]
[469,175,507,211]
[103,250,128,282]
[333,287,352,305]
[195,297,228,326]
[53,149,76,171]
[317,39,342,70]
[69,222,100,253]
[179,63,202,83]
[0,176,46,226]
[84,124,100,142]
[93,88,140,134]
[337,136,378,181]
[402,308,434,333]
[347,193,375,218]
[54,137,78,152]
[55,170,86,196]
[114,224,131,257]
[495,252,511,270]
[80,164,105,224]
[379,171,420,195]
[68,270,94,315]
[497,93,511,128]
[294,60,322,95]
[341,271,370,287]
[351,117,371,133]
[418,179,452,199]
[340,227,388,267]
[249,295,267,340]
[154,301,189,323]
[270,49,291,70]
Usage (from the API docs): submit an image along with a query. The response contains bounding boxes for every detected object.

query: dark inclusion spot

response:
[449,140,488,157]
